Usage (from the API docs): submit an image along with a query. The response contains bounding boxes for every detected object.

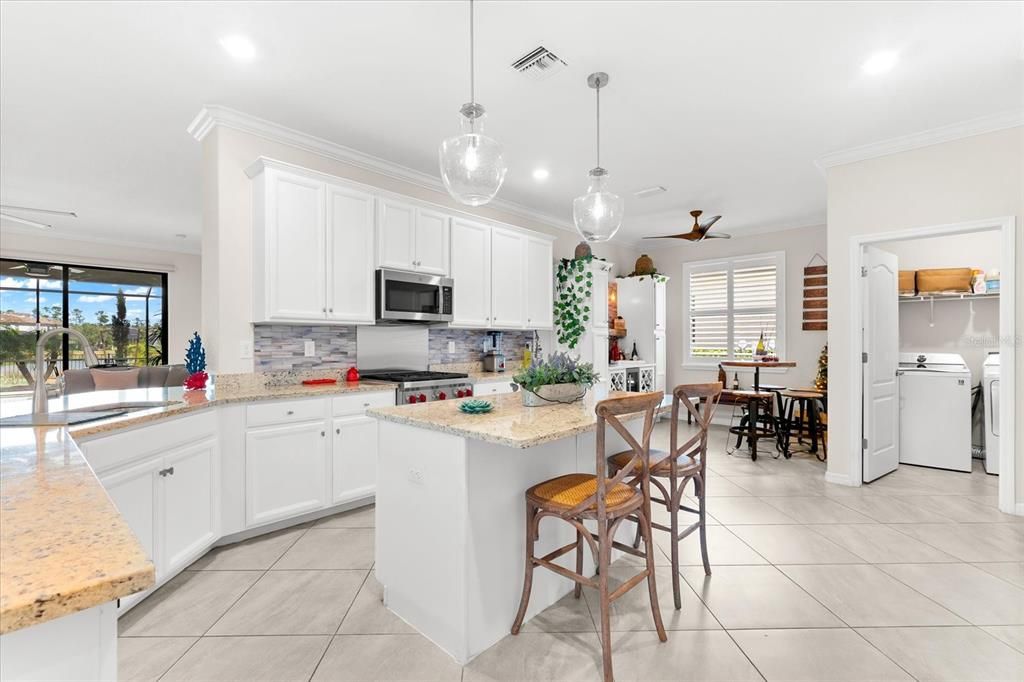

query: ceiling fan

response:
[0,204,77,230]
[8,262,84,277]
[643,209,731,242]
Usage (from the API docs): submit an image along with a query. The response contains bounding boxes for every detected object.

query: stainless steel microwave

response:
[375,268,454,323]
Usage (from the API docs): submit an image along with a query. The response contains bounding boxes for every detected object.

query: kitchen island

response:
[368,388,667,664]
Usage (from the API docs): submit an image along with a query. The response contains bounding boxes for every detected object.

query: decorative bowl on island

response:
[458,399,494,414]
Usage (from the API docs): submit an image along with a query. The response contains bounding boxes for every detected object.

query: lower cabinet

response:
[473,381,516,397]
[332,415,377,504]
[245,421,330,527]
[101,461,158,614]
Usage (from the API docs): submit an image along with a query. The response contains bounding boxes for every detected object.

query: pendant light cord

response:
[469,0,475,106]
[595,84,601,168]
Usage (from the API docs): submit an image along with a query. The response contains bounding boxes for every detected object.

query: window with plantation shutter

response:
[683,252,785,365]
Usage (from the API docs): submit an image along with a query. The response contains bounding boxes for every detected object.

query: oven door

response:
[376,269,454,323]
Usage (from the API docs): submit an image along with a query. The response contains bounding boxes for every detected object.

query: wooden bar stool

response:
[611,384,722,608]
[511,392,667,682]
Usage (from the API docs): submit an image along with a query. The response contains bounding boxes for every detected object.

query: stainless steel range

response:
[359,369,473,404]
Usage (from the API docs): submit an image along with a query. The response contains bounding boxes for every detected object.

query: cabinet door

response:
[490,228,526,329]
[102,460,158,612]
[245,422,329,527]
[413,209,450,275]
[161,438,218,575]
[654,280,666,332]
[450,218,492,327]
[590,266,610,329]
[265,170,326,321]
[326,184,375,323]
[332,415,377,505]
[525,237,554,329]
[377,198,416,271]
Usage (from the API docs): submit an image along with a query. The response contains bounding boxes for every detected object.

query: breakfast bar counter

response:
[368,388,665,664]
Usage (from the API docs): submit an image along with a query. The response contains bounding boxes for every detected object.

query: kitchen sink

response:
[0,400,179,427]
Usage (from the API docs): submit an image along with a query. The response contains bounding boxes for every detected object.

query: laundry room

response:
[879,229,1001,478]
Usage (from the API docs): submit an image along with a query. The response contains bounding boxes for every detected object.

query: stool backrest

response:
[568,391,664,518]
[671,383,723,471]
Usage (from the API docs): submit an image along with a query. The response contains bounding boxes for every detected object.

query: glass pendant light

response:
[573,72,623,242]
[439,0,507,206]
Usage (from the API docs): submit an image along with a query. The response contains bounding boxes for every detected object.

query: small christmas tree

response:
[184,332,208,390]
[814,344,828,391]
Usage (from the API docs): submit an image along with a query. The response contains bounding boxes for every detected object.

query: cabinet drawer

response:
[473,381,516,396]
[246,398,327,427]
[332,390,395,417]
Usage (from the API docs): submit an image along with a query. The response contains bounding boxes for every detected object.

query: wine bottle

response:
[630,342,639,361]
[756,330,766,356]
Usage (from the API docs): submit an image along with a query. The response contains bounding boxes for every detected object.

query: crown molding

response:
[815,110,1024,171]
[0,223,200,257]
[187,105,582,239]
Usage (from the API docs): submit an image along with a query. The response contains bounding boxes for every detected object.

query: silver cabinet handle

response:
[158,466,175,477]
[363,402,370,407]
[322,308,326,313]
[321,430,326,437]
[328,307,333,313]
[336,428,341,434]
[287,410,294,415]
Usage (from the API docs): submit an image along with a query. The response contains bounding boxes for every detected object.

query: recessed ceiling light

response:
[862,50,899,75]
[532,168,550,181]
[220,35,256,61]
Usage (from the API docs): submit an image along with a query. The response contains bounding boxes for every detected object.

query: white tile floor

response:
[119,422,1024,681]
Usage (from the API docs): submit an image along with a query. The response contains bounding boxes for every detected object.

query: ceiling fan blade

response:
[0,212,52,230]
[9,264,27,270]
[0,204,77,218]
[703,232,732,239]
[643,233,697,240]
[699,215,723,231]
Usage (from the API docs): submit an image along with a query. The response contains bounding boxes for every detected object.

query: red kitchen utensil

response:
[346,367,360,382]
[302,378,338,386]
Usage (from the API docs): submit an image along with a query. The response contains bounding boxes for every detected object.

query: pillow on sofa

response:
[90,367,141,390]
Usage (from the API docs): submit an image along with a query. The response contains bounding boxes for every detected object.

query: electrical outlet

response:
[239,340,253,359]
[304,340,315,357]
[447,341,456,354]
[408,468,424,485]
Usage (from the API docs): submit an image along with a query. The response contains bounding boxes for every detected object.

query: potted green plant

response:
[512,352,600,407]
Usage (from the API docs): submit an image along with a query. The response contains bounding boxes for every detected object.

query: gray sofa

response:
[62,364,190,395]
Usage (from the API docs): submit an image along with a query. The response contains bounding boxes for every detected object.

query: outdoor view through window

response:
[0,258,167,393]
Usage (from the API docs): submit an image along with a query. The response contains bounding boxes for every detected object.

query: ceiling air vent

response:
[634,186,668,199]
[511,46,567,81]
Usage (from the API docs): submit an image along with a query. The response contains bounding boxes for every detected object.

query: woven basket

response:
[521,383,587,407]
[898,270,916,295]
[916,268,972,294]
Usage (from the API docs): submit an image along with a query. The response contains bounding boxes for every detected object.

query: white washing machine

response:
[983,353,1000,475]
[898,352,972,472]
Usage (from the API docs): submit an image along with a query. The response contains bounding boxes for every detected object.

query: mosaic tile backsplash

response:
[253,325,538,371]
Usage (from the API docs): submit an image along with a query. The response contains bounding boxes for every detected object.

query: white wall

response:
[881,230,1001,379]
[0,229,202,362]
[201,125,640,374]
[641,223,827,391]
[826,126,1023,498]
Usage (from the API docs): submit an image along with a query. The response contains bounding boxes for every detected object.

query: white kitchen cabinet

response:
[525,236,554,330]
[450,217,492,327]
[245,421,329,527]
[101,460,157,613]
[591,266,610,330]
[249,161,375,325]
[654,280,666,332]
[332,415,377,504]
[490,228,526,329]
[257,168,327,321]
[377,199,450,275]
[161,438,218,576]
[326,183,376,323]
[473,380,516,397]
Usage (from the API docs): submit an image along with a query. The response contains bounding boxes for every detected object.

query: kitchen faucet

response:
[32,328,100,416]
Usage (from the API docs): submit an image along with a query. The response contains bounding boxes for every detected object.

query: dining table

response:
[720,359,797,460]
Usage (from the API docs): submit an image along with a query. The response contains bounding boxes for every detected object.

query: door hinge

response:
[861,266,868,277]
[862,438,868,450]
[862,352,868,363]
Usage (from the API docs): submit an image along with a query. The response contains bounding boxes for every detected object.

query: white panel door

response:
[414,209,450,275]
[161,438,218,575]
[101,460,157,612]
[525,237,554,329]
[332,415,377,504]
[490,228,526,329]
[266,170,326,320]
[450,218,492,327]
[326,184,375,323]
[246,422,329,527]
[377,198,417,271]
[862,245,900,483]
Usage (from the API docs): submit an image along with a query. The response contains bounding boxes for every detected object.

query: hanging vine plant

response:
[554,255,596,349]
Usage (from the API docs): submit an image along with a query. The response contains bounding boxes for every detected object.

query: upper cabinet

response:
[250,161,374,324]
[377,199,450,275]
[247,158,553,329]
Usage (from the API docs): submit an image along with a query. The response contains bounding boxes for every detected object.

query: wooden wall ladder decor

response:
[803,254,827,331]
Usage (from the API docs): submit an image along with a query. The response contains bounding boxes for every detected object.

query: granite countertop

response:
[0,373,397,634]
[465,371,519,385]
[0,427,155,634]
[368,389,670,449]
[0,377,397,440]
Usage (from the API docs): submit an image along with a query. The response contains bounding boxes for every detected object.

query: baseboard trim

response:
[825,471,858,487]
